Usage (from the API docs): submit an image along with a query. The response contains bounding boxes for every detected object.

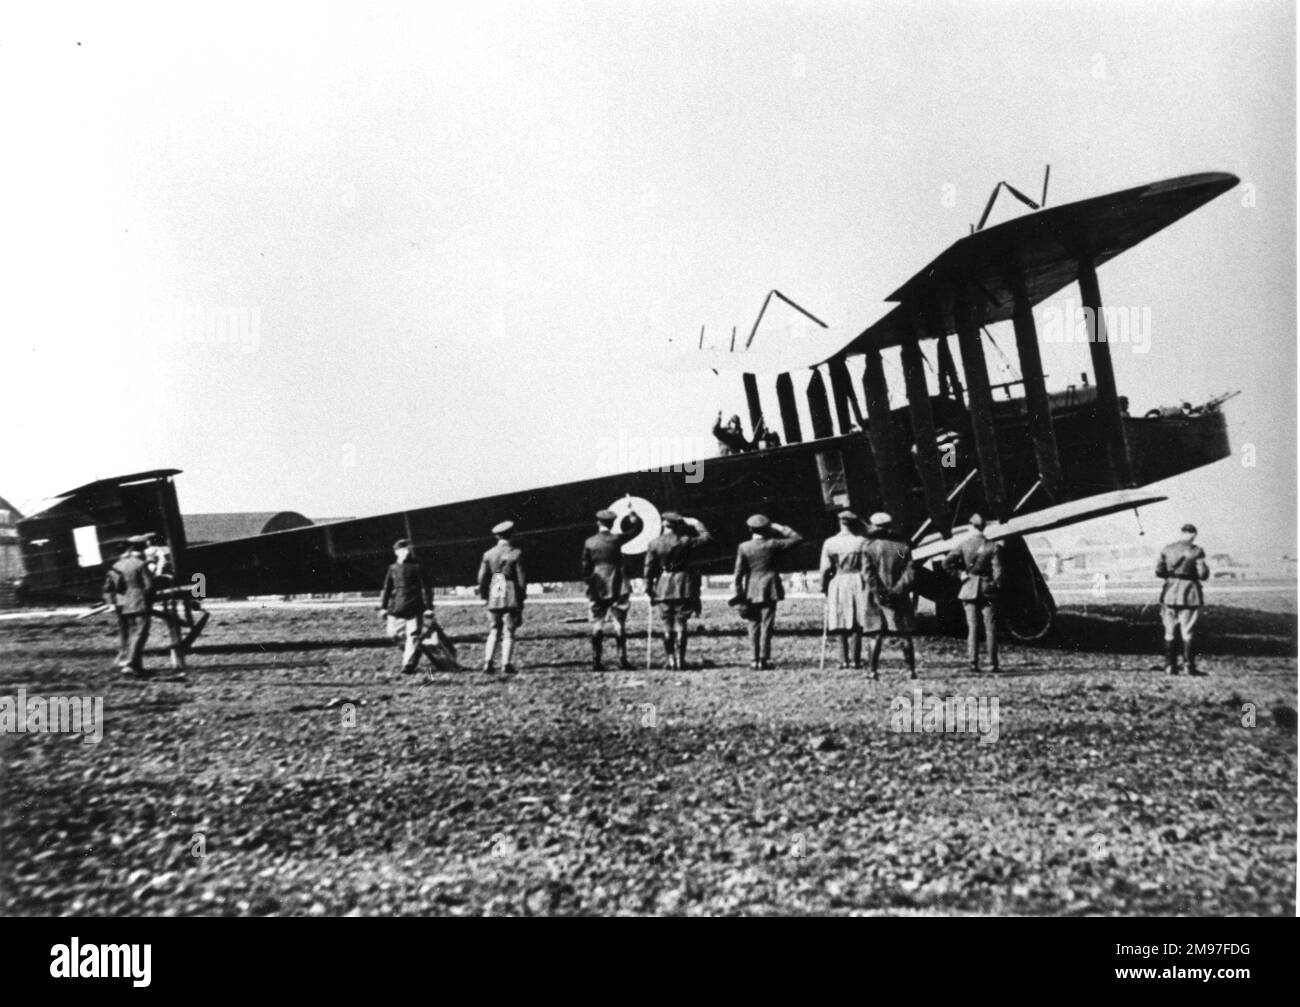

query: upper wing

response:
[823,172,1238,361]
[912,489,1169,564]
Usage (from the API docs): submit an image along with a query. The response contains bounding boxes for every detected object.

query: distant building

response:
[0,494,25,607]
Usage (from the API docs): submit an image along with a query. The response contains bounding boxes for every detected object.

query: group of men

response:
[372,506,1212,677]
[372,504,1015,677]
[105,507,1209,681]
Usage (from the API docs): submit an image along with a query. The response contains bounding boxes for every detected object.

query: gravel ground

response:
[1,589,1295,916]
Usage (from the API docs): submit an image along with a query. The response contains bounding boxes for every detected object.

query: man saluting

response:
[644,512,712,669]
[733,514,803,670]
[581,507,644,670]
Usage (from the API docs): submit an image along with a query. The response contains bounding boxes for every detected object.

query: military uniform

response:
[1156,532,1210,675]
[644,515,712,668]
[581,510,643,669]
[102,544,154,676]
[478,524,527,673]
[380,545,433,674]
[734,518,803,668]
[862,516,917,678]
[944,527,1003,672]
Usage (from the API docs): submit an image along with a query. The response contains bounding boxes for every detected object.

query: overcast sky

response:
[2,0,1294,558]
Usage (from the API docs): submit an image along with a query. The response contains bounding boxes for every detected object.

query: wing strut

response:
[954,286,1009,519]
[902,310,952,537]
[1077,254,1134,486]
[861,350,913,525]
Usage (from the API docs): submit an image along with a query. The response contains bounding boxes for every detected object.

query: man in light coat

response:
[819,509,871,669]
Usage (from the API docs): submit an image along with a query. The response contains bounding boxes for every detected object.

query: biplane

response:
[15,170,1240,650]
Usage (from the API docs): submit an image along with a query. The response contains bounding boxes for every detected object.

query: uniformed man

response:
[943,513,1003,674]
[1156,522,1211,676]
[733,514,803,669]
[378,539,434,675]
[863,512,917,679]
[581,507,644,670]
[644,511,712,669]
[819,509,871,669]
[712,412,763,455]
[102,535,154,677]
[478,521,526,675]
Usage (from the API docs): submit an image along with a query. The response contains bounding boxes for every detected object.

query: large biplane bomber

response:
[15,170,1240,657]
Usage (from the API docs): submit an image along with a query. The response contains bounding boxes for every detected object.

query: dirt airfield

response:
[2,587,1295,916]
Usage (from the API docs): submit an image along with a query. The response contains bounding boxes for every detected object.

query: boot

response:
[904,638,917,680]
[838,635,851,670]
[616,636,632,671]
[591,633,604,671]
[484,629,498,673]
[1164,639,1179,676]
[868,634,883,680]
[662,634,677,670]
[676,637,688,671]
[1184,639,1204,676]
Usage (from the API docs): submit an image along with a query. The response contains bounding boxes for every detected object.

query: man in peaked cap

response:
[378,538,434,676]
[943,513,1003,674]
[1156,522,1211,676]
[581,506,645,670]
[644,511,712,669]
[102,535,155,677]
[478,520,526,675]
[819,509,871,669]
[733,514,804,669]
[863,512,918,679]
